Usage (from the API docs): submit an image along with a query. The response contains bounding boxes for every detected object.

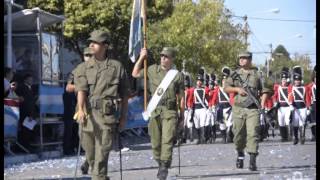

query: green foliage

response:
[148,0,244,77]
[27,0,173,64]
[269,51,313,84]
[272,44,290,60]
[26,0,245,80]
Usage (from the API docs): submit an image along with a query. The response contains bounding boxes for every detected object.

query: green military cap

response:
[83,47,92,55]
[238,50,252,59]
[88,30,110,44]
[160,47,176,58]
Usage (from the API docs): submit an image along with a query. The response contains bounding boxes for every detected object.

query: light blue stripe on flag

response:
[128,0,142,63]
[39,85,64,114]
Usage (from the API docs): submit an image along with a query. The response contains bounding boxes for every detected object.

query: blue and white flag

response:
[4,99,20,139]
[128,0,143,63]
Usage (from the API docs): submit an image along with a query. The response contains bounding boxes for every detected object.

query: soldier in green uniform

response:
[224,51,271,171]
[132,47,185,180]
[74,30,129,180]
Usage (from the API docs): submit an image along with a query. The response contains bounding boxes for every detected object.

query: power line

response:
[232,15,315,23]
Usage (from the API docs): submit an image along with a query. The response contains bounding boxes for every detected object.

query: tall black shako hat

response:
[184,75,191,87]
[293,66,302,81]
[205,73,210,86]
[209,73,216,86]
[221,66,231,79]
[197,68,205,82]
[281,67,290,79]
[312,64,317,81]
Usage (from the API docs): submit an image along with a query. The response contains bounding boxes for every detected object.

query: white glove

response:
[273,102,278,108]
[289,105,295,111]
[307,109,311,116]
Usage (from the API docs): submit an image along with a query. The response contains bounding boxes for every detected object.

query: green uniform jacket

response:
[74,57,128,130]
[139,64,184,118]
[224,67,272,108]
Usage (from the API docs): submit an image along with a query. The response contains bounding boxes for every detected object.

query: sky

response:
[223,0,316,67]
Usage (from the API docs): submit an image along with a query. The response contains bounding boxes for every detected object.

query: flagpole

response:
[142,0,148,111]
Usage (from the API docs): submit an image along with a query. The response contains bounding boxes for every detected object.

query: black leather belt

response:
[246,104,258,109]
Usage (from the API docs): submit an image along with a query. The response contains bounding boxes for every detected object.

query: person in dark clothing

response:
[63,78,79,155]
[15,73,36,151]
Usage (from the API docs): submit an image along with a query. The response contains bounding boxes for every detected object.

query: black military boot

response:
[158,161,170,180]
[195,128,200,144]
[279,126,286,142]
[188,127,194,143]
[221,130,227,144]
[236,151,244,168]
[249,153,257,171]
[287,125,293,141]
[259,125,265,142]
[80,160,89,175]
[311,126,316,141]
[210,125,216,143]
[205,126,211,144]
[156,159,161,178]
[200,127,206,144]
[227,126,234,143]
[299,126,305,145]
[293,127,299,145]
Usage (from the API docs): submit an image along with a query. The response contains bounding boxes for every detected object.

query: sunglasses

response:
[160,54,170,58]
[84,54,92,57]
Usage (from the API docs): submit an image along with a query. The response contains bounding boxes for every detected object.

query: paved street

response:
[4,128,316,180]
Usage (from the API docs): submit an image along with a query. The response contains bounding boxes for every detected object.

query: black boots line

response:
[186,126,233,144]
[292,126,306,145]
[236,151,257,171]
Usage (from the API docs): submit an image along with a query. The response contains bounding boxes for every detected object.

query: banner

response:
[128,0,142,63]
[4,99,20,139]
[125,95,148,129]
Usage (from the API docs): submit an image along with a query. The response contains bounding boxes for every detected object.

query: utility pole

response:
[243,15,250,50]
[267,43,273,78]
[5,0,23,69]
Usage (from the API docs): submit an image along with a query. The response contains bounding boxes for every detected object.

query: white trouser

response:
[206,107,216,126]
[277,106,291,127]
[291,108,307,127]
[193,108,207,129]
[220,107,232,130]
[184,109,193,128]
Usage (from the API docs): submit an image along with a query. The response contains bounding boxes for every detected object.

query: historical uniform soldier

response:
[206,73,219,143]
[132,47,184,180]
[306,65,316,141]
[272,67,292,142]
[74,30,129,180]
[224,51,271,171]
[190,69,209,144]
[289,66,310,145]
[184,75,195,143]
[212,67,234,143]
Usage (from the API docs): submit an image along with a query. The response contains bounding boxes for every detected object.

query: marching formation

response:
[67,29,316,180]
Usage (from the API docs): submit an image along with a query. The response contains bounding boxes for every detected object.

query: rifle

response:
[230,70,269,115]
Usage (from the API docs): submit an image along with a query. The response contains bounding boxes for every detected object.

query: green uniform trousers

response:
[232,106,260,154]
[81,109,116,180]
[148,109,177,164]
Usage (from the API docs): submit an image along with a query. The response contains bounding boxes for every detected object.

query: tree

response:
[269,44,313,83]
[26,0,174,67]
[148,0,244,77]
[272,44,290,60]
